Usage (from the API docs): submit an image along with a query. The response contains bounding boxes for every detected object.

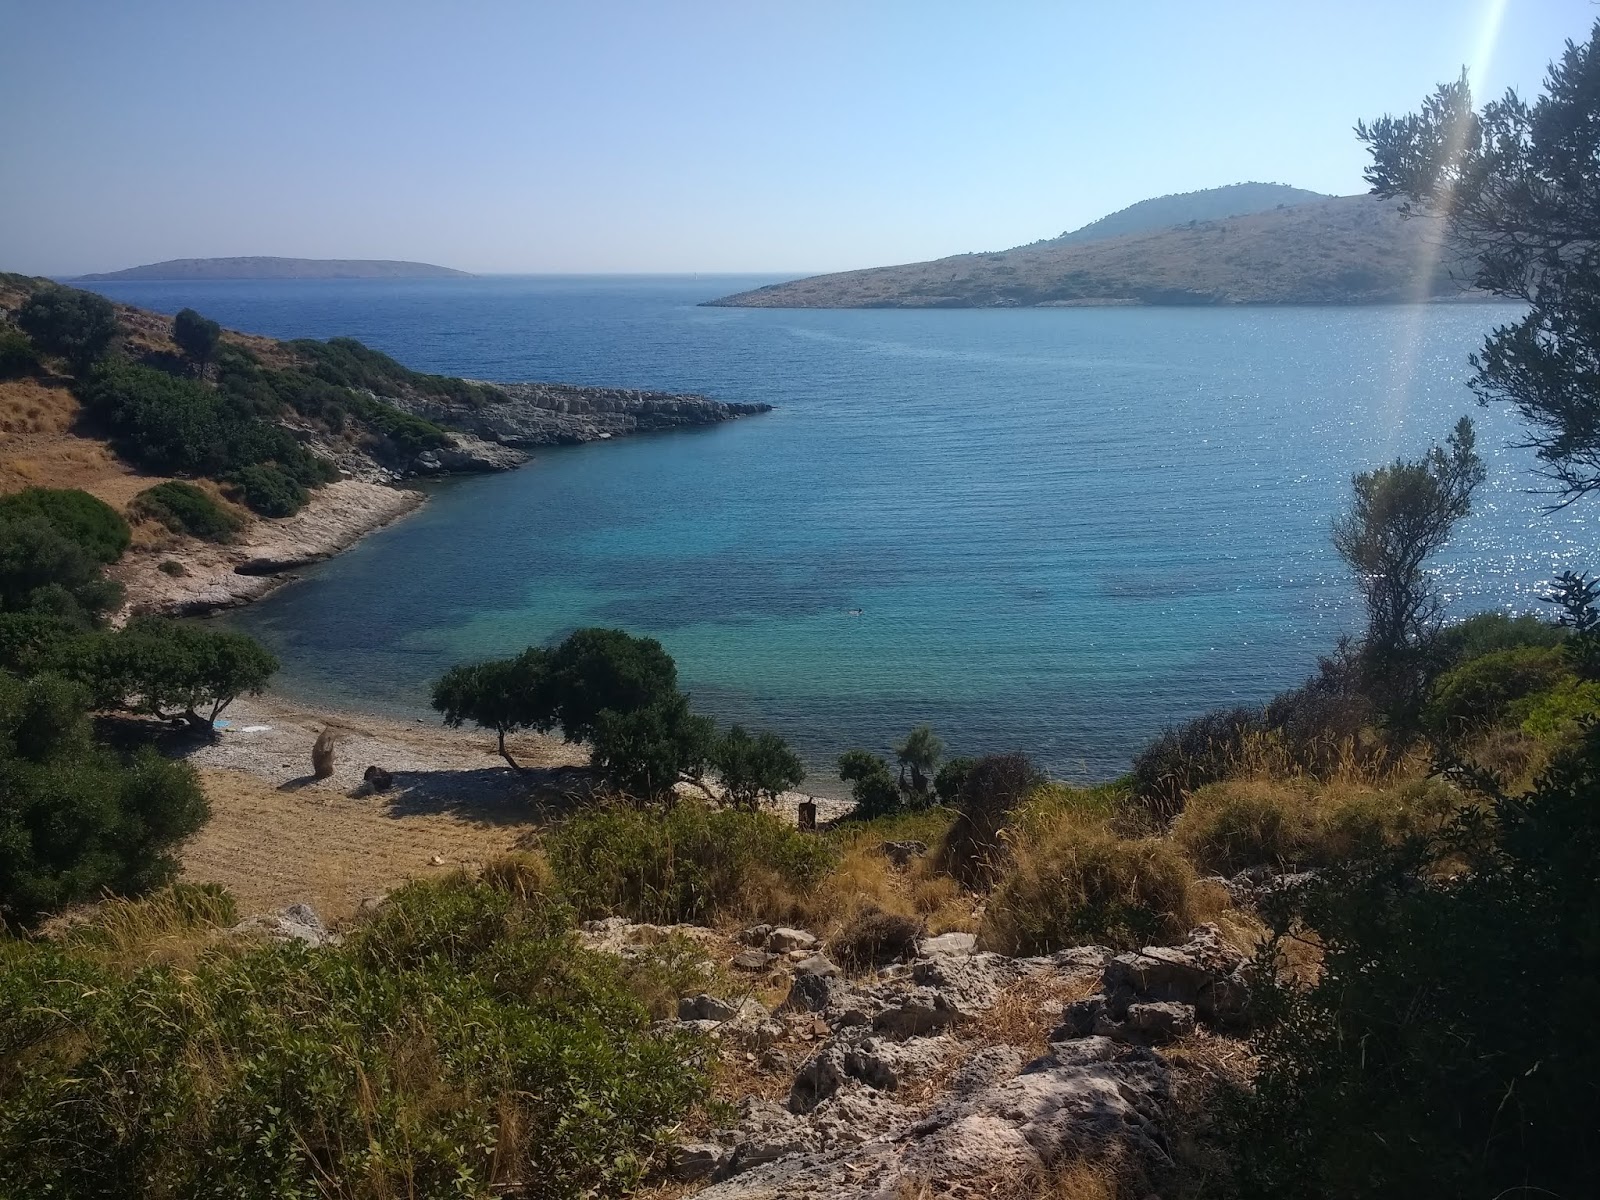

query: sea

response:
[79,275,1596,786]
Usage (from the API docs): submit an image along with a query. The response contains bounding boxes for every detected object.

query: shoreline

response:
[114,479,427,620]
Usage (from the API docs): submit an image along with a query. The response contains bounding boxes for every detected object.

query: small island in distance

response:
[76,256,473,281]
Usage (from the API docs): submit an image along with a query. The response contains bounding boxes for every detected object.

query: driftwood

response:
[312,727,336,779]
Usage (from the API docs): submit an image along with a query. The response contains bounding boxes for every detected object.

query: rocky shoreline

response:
[118,380,769,619]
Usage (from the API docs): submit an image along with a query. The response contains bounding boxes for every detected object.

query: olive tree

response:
[894,724,943,796]
[172,307,222,368]
[713,724,805,810]
[1332,418,1484,729]
[16,285,117,374]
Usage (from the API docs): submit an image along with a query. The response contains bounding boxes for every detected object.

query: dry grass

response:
[797,834,979,949]
[181,766,530,922]
[1172,775,1458,876]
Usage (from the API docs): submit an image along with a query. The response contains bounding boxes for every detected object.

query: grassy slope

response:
[709,195,1476,308]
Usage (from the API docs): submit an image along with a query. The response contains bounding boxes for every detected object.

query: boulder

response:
[362,764,394,792]
[667,1142,725,1181]
[678,994,738,1022]
[872,988,962,1039]
[1123,1001,1197,1043]
[767,927,818,953]
[311,727,335,779]
[792,954,840,978]
[920,931,977,957]
[732,948,775,971]
[230,902,337,948]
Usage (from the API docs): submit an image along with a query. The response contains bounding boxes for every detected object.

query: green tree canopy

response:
[64,618,278,735]
[712,724,805,810]
[1358,23,1600,501]
[16,285,117,374]
[172,307,222,366]
[1332,417,1484,727]
[544,628,678,743]
[0,670,207,926]
[837,748,901,820]
[431,649,552,770]
[895,724,943,794]
[590,692,715,804]
[0,516,124,624]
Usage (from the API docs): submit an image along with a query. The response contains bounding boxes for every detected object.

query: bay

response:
[83,276,1595,784]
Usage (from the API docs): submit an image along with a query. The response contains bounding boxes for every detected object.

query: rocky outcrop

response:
[1054,924,1254,1045]
[388,380,770,448]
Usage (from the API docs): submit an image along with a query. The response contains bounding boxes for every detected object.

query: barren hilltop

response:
[708,190,1476,309]
[78,256,474,281]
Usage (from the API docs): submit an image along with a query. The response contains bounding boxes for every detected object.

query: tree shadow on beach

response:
[366,764,596,826]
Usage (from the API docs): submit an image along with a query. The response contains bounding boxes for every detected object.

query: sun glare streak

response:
[1380,0,1512,460]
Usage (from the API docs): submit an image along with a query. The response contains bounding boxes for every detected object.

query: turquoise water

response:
[84,277,1595,783]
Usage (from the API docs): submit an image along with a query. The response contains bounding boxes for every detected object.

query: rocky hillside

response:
[77,257,474,281]
[707,194,1478,308]
[1049,181,1331,246]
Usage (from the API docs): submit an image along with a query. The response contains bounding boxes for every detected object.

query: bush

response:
[938,752,1042,887]
[0,874,709,1198]
[546,802,837,925]
[227,462,308,516]
[981,812,1198,953]
[0,328,39,378]
[0,515,123,622]
[1225,728,1600,1197]
[16,284,117,373]
[0,670,207,926]
[1129,705,1262,824]
[1424,645,1570,740]
[712,723,805,809]
[1517,676,1600,743]
[1172,777,1456,876]
[837,748,902,819]
[77,361,331,497]
[1434,610,1566,666]
[589,692,714,802]
[0,486,130,563]
[132,480,243,542]
[829,904,923,971]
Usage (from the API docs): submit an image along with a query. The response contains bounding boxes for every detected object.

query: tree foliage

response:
[432,651,549,770]
[0,515,123,624]
[0,671,207,926]
[62,618,278,734]
[1332,417,1484,728]
[894,724,943,794]
[172,307,222,366]
[1358,23,1600,500]
[16,285,117,373]
[591,693,714,804]
[712,724,805,810]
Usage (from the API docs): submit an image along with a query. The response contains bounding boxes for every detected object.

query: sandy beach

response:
[179,691,852,921]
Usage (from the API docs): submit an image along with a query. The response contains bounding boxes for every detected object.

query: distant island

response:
[77,256,473,281]
[707,185,1477,309]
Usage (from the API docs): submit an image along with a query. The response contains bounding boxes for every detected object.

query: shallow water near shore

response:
[86,276,1597,781]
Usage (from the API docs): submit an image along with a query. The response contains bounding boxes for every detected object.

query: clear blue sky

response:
[1,0,1591,276]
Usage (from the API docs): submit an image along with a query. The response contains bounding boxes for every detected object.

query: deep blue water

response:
[83,276,1596,783]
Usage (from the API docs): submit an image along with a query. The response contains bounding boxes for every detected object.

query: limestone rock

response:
[230,902,337,948]
[793,954,840,978]
[880,839,928,868]
[679,994,738,1022]
[667,1142,725,1181]
[767,927,818,953]
[919,931,977,957]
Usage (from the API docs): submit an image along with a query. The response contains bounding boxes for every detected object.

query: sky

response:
[1,0,1593,276]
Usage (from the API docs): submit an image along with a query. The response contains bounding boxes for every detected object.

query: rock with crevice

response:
[230,902,338,947]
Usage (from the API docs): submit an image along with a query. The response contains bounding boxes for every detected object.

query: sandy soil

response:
[178,693,851,921]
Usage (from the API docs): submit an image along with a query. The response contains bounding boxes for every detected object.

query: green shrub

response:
[0,328,39,378]
[1517,676,1600,742]
[77,362,332,496]
[1434,610,1566,666]
[1424,645,1570,739]
[0,875,709,1198]
[16,284,117,373]
[980,812,1197,953]
[227,462,308,516]
[291,335,502,408]
[1226,727,1600,1197]
[837,747,903,819]
[546,801,837,925]
[0,515,124,622]
[0,486,130,563]
[133,480,243,542]
[0,670,207,926]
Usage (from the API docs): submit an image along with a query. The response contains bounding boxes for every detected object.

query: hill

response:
[77,257,473,281]
[1049,181,1332,245]
[707,194,1478,309]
